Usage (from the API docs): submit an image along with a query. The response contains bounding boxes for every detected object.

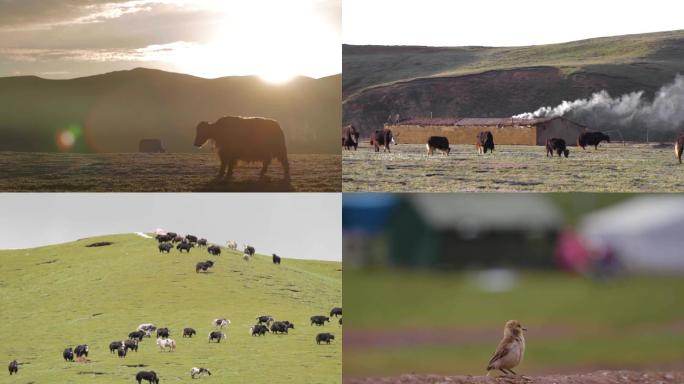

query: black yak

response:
[476,131,495,154]
[426,136,450,155]
[193,116,290,181]
[8,360,18,375]
[316,333,335,344]
[577,131,610,149]
[136,370,159,384]
[546,138,569,158]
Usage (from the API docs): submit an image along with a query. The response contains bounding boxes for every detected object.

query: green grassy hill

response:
[343,30,684,140]
[0,234,342,383]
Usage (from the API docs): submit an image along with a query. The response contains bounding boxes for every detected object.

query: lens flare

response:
[55,124,82,152]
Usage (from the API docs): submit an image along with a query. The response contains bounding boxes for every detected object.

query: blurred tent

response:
[343,194,399,266]
[580,196,684,274]
[344,193,564,269]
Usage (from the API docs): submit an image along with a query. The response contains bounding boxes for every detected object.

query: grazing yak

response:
[342,125,360,150]
[129,330,146,341]
[63,347,74,362]
[272,253,281,264]
[183,328,197,338]
[369,129,395,152]
[250,324,270,336]
[158,242,172,253]
[213,318,231,328]
[136,370,160,384]
[227,240,238,250]
[426,136,450,156]
[676,134,684,164]
[156,328,170,339]
[166,232,177,238]
[330,307,342,317]
[577,131,610,149]
[156,338,176,352]
[270,321,295,334]
[139,139,165,153]
[190,367,212,379]
[476,131,495,154]
[193,116,290,181]
[109,341,124,353]
[310,315,330,326]
[316,333,335,344]
[197,238,208,247]
[208,331,226,343]
[546,138,570,158]
[185,235,198,243]
[257,315,274,325]
[74,344,89,358]
[117,346,127,358]
[172,235,183,243]
[243,245,255,261]
[124,339,139,352]
[196,260,215,273]
[138,323,156,333]
[177,242,192,253]
[207,245,221,256]
[8,360,18,375]
[156,234,173,243]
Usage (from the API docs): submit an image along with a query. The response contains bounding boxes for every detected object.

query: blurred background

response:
[343,193,684,378]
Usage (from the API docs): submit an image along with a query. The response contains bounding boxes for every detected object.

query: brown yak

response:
[194,116,290,181]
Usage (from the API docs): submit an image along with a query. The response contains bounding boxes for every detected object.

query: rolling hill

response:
[0,68,341,154]
[343,30,684,140]
[0,234,342,383]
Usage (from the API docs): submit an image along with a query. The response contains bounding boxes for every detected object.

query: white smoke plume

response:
[514,75,684,140]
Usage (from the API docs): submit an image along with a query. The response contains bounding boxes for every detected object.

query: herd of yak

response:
[343,125,684,163]
[6,232,341,382]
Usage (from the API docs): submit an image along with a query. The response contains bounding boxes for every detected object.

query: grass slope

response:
[342,143,684,192]
[0,234,342,383]
[344,269,684,377]
[343,30,684,97]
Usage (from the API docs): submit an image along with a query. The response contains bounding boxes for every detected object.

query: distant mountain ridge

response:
[0,68,341,153]
[343,30,684,140]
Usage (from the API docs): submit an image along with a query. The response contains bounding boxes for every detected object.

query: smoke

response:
[513,75,684,140]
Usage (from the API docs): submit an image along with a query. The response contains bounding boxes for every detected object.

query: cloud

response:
[0,0,187,30]
[0,41,199,63]
[0,0,341,78]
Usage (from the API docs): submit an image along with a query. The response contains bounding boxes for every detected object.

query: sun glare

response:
[259,71,295,84]
[158,1,338,80]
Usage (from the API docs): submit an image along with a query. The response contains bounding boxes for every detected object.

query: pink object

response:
[555,228,590,273]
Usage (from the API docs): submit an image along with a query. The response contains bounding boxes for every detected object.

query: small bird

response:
[486,320,527,376]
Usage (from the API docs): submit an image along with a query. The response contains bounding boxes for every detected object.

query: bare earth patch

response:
[0,152,340,192]
[345,371,684,384]
[343,143,684,192]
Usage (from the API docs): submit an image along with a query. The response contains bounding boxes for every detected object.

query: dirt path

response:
[345,371,684,384]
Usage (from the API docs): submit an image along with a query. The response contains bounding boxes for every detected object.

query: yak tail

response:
[675,142,683,164]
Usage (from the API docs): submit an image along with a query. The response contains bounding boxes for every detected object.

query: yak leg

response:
[216,160,227,179]
[225,159,236,179]
[279,155,291,181]
[260,158,272,179]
